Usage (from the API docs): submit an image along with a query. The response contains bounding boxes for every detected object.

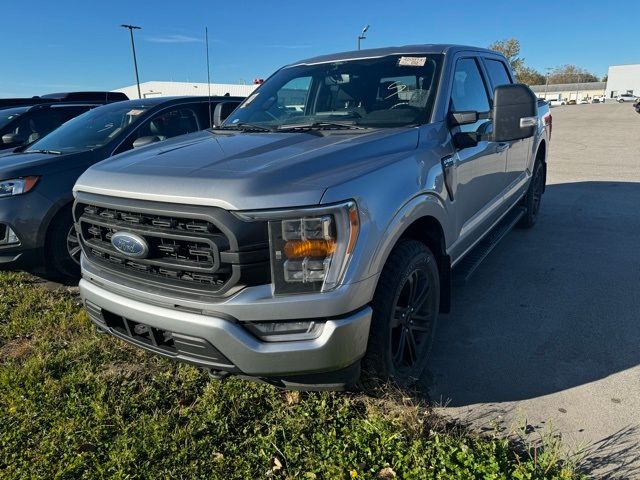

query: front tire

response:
[362,240,440,388]
[45,207,81,282]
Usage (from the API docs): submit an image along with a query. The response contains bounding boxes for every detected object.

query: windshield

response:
[225,54,443,130]
[25,103,150,154]
[0,107,28,130]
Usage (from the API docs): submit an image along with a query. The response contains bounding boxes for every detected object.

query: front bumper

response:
[80,278,372,388]
[0,192,53,269]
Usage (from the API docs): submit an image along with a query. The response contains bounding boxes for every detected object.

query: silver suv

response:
[74,45,551,390]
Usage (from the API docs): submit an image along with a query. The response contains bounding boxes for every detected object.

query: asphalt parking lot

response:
[429,103,640,479]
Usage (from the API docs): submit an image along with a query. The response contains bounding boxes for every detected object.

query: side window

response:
[484,59,513,88]
[450,58,491,133]
[114,106,201,154]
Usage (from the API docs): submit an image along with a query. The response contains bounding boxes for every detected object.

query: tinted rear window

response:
[484,59,512,88]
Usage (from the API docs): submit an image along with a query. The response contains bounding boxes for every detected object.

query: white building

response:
[113,81,258,99]
[605,64,640,99]
[530,82,606,102]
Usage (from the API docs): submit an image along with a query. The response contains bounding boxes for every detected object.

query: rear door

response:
[482,56,531,190]
[447,56,509,246]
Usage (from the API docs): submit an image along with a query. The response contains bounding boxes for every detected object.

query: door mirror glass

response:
[492,84,538,142]
[448,111,479,127]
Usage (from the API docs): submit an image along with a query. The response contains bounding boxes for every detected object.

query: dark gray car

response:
[0,96,242,280]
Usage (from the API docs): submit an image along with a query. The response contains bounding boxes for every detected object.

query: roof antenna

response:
[205,26,213,128]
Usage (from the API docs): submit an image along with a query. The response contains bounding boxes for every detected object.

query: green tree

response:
[548,65,599,84]
[488,38,524,73]
[516,66,546,86]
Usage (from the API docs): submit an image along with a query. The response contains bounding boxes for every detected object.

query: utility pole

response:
[121,24,142,99]
[357,25,369,50]
[543,67,553,99]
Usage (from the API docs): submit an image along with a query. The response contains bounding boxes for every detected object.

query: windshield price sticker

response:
[126,109,145,116]
[398,56,427,67]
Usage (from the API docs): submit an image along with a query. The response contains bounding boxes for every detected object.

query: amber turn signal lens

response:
[24,176,39,193]
[284,239,336,259]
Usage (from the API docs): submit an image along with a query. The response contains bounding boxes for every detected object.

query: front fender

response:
[367,192,451,279]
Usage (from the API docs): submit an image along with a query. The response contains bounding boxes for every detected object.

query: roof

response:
[111,95,244,109]
[289,44,497,66]
[530,82,606,93]
[112,81,256,98]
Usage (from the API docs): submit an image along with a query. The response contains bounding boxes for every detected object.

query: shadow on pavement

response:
[427,181,640,404]
[580,425,640,479]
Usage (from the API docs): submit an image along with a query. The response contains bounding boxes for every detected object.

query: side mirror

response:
[492,84,538,142]
[2,133,25,145]
[132,136,161,149]
[213,101,239,127]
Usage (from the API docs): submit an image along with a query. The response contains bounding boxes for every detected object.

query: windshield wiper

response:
[26,149,62,155]
[217,122,275,132]
[278,121,366,132]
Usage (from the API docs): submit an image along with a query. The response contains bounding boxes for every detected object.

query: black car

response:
[0,102,114,151]
[0,95,242,280]
[0,91,128,110]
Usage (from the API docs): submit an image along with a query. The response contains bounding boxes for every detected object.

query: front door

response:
[448,57,508,253]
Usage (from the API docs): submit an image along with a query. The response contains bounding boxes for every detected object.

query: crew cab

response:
[73,45,551,389]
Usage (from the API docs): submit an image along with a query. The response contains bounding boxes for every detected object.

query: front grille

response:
[0,224,7,244]
[75,193,270,297]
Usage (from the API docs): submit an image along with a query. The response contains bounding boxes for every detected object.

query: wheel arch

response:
[535,138,548,192]
[38,197,74,248]
[370,195,452,313]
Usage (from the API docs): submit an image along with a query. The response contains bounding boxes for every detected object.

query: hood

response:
[75,127,421,210]
[0,150,92,179]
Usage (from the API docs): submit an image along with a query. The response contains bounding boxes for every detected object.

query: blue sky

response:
[2,0,637,97]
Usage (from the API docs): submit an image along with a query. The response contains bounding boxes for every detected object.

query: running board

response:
[453,206,526,284]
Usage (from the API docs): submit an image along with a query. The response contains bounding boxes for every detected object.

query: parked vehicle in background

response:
[0,100,122,151]
[0,96,242,280]
[549,99,566,106]
[567,99,577,105]
[0,91,128,110]
[616,93,638,103]
[578,98,589,104]
[73,45,551,390]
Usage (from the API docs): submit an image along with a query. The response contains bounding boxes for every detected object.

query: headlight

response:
[0,176,39,197]
[236,201,359,295]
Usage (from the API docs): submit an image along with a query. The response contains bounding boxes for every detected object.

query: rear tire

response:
[518,159,545,229]
[362,240,440,388]
[45,206,81,282]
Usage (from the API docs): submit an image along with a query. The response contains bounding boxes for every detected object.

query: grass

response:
[0,271,585,479]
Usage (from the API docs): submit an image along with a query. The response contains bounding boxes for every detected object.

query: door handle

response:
[496,143,510,153]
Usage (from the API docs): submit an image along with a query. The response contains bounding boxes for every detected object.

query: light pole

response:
[543,67,553,99]
[121,24,142,99]
[357,25,369,50]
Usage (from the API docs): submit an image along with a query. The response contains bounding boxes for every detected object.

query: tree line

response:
[488,38,603,86]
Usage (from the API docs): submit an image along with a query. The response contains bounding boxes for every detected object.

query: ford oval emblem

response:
[111,231,149,259]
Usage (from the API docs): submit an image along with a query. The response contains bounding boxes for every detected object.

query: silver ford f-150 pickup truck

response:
[73,44,551,389]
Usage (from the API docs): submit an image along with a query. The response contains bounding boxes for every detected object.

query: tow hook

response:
[208,369,231,381]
